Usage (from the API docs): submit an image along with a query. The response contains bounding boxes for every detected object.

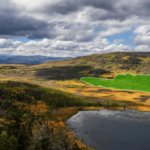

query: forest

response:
[0,81,100,150]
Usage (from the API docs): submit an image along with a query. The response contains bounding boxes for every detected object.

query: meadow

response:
[81,74,150,93]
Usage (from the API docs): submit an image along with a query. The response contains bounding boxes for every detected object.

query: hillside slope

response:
[0,81,98,150]
[31,52,150,79]
[0,52,150,80]
[0,52,150,112]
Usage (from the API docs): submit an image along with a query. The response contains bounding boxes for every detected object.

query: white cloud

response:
[0,39,22,48]
[1,0,150,56]
[99,27,131,37]
[113,39,124,44]
[134,25,150,45]
[0,38,110,57]
[0,39,13,48]
[134,25,150,35]
[134,35,150,46]
[0,37,146,57]
[135,45,150,51]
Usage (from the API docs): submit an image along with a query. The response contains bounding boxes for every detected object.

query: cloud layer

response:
[1,0,150,57]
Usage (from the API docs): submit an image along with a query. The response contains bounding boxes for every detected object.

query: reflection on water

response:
[66,109,150,150]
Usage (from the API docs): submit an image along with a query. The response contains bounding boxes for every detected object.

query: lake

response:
[66,109,150,150]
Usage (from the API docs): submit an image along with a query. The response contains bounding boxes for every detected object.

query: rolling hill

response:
[0,52,150,81]
[30,52,150,79]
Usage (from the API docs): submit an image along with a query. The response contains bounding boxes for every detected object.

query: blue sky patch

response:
[11,37,42,43]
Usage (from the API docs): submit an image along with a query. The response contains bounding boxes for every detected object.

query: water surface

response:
[66,109,150,150]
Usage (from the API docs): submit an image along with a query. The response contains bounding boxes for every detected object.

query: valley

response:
[1,52,150,149]
[1,52,150,111]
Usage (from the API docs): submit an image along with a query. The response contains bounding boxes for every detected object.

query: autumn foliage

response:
[0,81,97,150]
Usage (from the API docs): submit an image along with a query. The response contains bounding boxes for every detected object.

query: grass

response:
[104,100,126,108]
[81,73,150,93]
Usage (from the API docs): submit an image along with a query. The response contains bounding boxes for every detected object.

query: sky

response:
[1,0,150,57]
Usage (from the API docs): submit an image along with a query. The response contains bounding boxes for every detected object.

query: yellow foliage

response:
[32,120,93,150]
[0,118,4,122]
[122,56,130,60]
[56,80,85,88]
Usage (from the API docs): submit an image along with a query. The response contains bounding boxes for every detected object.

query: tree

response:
[0,131,17,150]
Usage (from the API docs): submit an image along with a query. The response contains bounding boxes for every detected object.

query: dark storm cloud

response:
[42,0,150,21]
[46,1,80,15]
[81,0,117,11]
[0,0,56,39]
[88,0,150,21]
[134,1,150,17]
[43,0,117,15]
[89,11,127,21]
[1,0,150,40]
[0,13,55,39]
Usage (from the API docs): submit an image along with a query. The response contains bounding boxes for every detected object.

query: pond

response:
[66,109,150,150]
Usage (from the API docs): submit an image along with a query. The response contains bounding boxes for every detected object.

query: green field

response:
[81,74,150,93]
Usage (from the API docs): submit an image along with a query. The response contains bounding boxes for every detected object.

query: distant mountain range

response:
[0,55,71,64]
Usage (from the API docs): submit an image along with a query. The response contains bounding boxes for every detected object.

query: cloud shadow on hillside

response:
[34,65,111,80]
